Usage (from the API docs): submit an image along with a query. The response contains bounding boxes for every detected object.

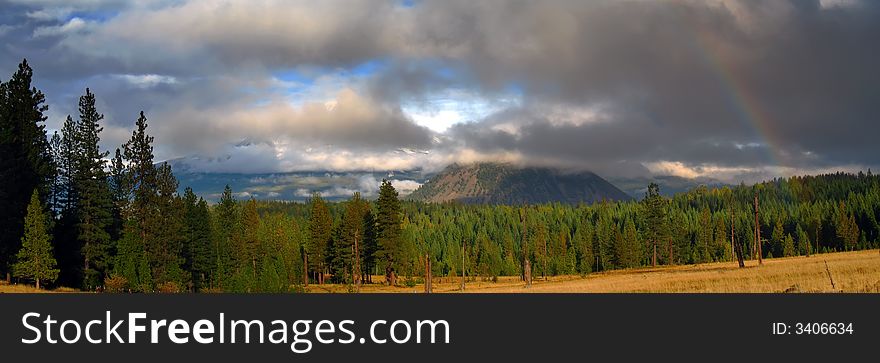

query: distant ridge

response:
[408,162,632,204]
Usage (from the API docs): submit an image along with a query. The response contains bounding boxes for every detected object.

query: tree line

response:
[2,59,878,292]
[0,58,411,292]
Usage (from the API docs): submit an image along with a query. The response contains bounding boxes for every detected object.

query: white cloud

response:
[32,17,93,38]
[26,7,74,21]
[403,89,521,133]
[113,74,178,88]
[388,179,422,196]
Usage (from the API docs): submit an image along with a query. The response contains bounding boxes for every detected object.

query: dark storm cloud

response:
[401,0,880,177]
[0,0,877,179]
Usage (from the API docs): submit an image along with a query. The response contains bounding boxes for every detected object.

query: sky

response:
[0,0,878,185]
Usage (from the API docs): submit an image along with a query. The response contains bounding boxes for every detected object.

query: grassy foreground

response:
[310,249,880,293]
[2,250,877,293]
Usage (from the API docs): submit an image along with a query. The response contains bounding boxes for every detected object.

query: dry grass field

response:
[2,250,877,293]
[0,283,78,293]
[308,249,880,293]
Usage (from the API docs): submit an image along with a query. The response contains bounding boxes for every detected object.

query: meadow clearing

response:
[307,249,880,293]
[2,250,878,293]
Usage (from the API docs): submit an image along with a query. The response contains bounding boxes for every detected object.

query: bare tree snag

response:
[460,242,465,291]
[425,254,432,293]
[668,237,673,265]
[524,259,532,288]
[824,260,835,290]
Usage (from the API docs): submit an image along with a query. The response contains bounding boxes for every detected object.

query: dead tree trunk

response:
[460,243,466,291]
[425,254,432,293]
[668,237,673,265]
[824,260,835,290]
[524,259,532,288]
[734,235,745,268]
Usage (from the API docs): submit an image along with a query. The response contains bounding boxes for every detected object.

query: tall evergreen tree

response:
[696,207,712,263]
[240,198,261,282]
[54,115,81,286]
[835,202,859,251]
[782,234,796,257]
[306,193,331,284]
[116,111,164,290]
[771,217,785,258]
[642,183,669,266]
[376,179,403,285]
[74,89,113,288]
[213,185,238,289]
[795,224,811,256]
[13,190,58,289]
[361,209,378,282]
[331,193,367,284]
[595,203,614,271]
[153,162,185,289]
[182,188,214,291]
[573,216,594,274]
[0,60,54,281]
[614,218,641,268]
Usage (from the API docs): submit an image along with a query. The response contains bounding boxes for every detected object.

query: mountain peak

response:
[409,162,631,204]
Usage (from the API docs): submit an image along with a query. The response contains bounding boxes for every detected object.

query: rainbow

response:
[688,25,786,167]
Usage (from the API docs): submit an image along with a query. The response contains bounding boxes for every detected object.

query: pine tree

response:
[48,131,62,214]
[835,202,859,251]
[113,220,149,292]
[54,115,81,286]
[74,88,113,289]
[13,190,58,289]
[361,209,378,283]
[0,60,54,281]
[595,204,614,271]
[573,217,594,274]
[306,193,332,284]
[376,179,403,285]
[713,214,729,262]
[58,115,78,212]
[783,233,796,257]
[796,224,811,256]
[241,198,261,281]
[642,183,669,266]
[117,111,165,290]
[772,218,785,258]
[614,218,640,268]
[122,111,158,236]
[332,193,367,284]
[213,185,238,289]
[696,207,712,263]
[182,188,214,291]
[152,163,185,290]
